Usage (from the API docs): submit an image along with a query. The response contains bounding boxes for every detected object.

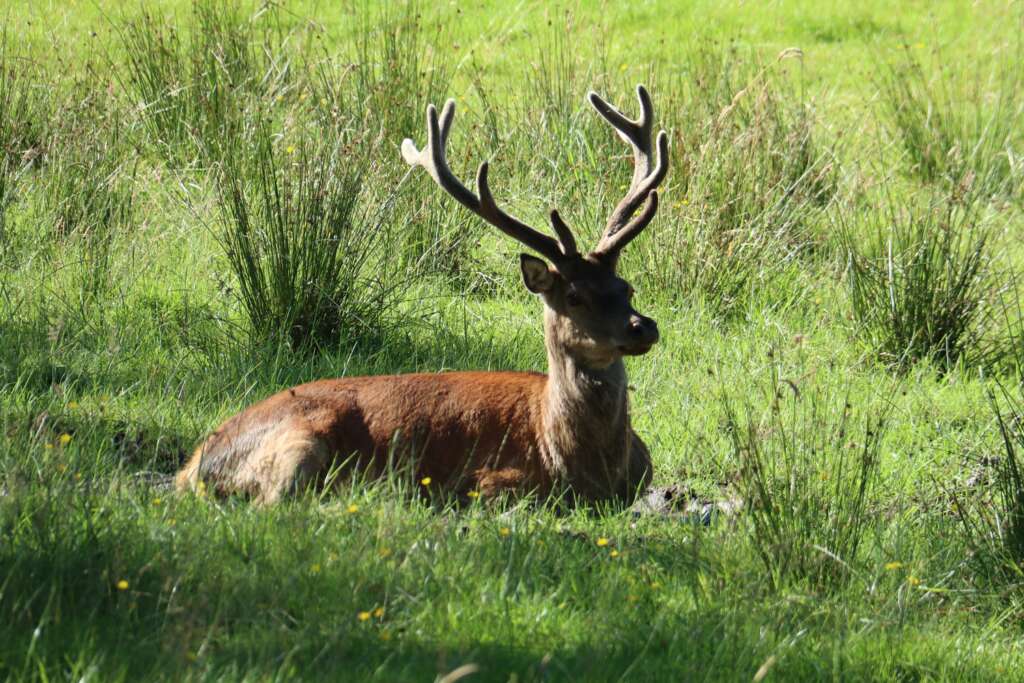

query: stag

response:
[176,85,668,504]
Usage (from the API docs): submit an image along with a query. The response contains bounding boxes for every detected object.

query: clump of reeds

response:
[842,183,994,371]
[878,47,1023,198]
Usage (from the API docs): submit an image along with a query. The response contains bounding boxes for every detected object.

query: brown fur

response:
[175,256,656,505]
[176,361,652,504]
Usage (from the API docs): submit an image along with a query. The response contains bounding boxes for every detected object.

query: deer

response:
[175,85,669,505]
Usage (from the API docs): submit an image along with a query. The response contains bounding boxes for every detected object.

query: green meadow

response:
[2,1,1024,680]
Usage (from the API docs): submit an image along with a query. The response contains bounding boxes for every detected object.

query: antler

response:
[588,85,669,261]
[402,100,577,265]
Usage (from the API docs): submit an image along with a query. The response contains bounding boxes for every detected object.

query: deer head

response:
[402,85,668,369]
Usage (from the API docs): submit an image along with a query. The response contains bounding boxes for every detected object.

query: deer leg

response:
[475,468,530,499]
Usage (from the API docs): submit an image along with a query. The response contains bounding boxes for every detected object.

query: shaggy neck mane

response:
[540,312,631,496]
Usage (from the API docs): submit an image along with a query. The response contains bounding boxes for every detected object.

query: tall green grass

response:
[42,102,136,239]
[878,48,1024,198]
[215,115,392,349]
[0,35,49,246]
[951,383,1024,587]
[842,187,993,370]
[345,1,452,145]
[40,88,137,301]
[325,2,466,277]
[724,350,889,590]
[116,0,290,166]
[637,46,835,316]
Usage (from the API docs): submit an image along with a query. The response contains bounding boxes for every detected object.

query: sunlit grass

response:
[2,1,1024,681]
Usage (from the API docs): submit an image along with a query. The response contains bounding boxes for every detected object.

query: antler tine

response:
[588,85,669,260]
[549,210,578,256]
[402,100,577,264]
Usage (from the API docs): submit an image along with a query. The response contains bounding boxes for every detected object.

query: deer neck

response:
[540,309,631,494]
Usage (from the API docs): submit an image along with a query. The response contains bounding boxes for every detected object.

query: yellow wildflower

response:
[420,477,432,486]
[499,527,511,537]
[373,607,384,618]
[884,561,904,571]
[116,579,129,591]
[357,611,371,622]
[347,503,359,513]
[286,145,296,154]
[609,550,620,558]
[596,537,609,547]
[467,491,479,499]
[908,576,921,586]
[310,563,321,574]
[58,433,72,446]
[152,498,161,506]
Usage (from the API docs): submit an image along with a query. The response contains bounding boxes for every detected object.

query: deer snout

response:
[621,314,659,354]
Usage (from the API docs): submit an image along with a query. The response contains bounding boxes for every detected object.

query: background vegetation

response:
[2,1,1024,680]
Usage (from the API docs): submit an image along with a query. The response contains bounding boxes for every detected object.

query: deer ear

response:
[520,254,556,293]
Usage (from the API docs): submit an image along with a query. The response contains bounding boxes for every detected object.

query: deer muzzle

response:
[620,314,659,355]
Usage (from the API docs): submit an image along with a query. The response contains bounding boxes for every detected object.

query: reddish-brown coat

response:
[176,371,561,501]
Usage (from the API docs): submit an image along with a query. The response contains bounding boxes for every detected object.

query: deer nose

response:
[627,315,659,344]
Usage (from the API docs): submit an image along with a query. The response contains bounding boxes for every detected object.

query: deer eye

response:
[565,290,584,307]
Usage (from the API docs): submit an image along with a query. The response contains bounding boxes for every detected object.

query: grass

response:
[637,44,835,316]
[3,0,1024,680]
[116,0,291,166]
[214,114,382,349]
[0,31,48,248]
[40,94,137,302]
[842,185,996,370]
[951,381,1024,587]
[878,45,1024,198]
[725,348,889,590]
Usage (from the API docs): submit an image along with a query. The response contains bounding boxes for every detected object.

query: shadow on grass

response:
[0,483,1015,682]
[3,405,192,472]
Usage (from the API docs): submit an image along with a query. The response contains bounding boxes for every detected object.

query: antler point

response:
[400,139,420,165]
